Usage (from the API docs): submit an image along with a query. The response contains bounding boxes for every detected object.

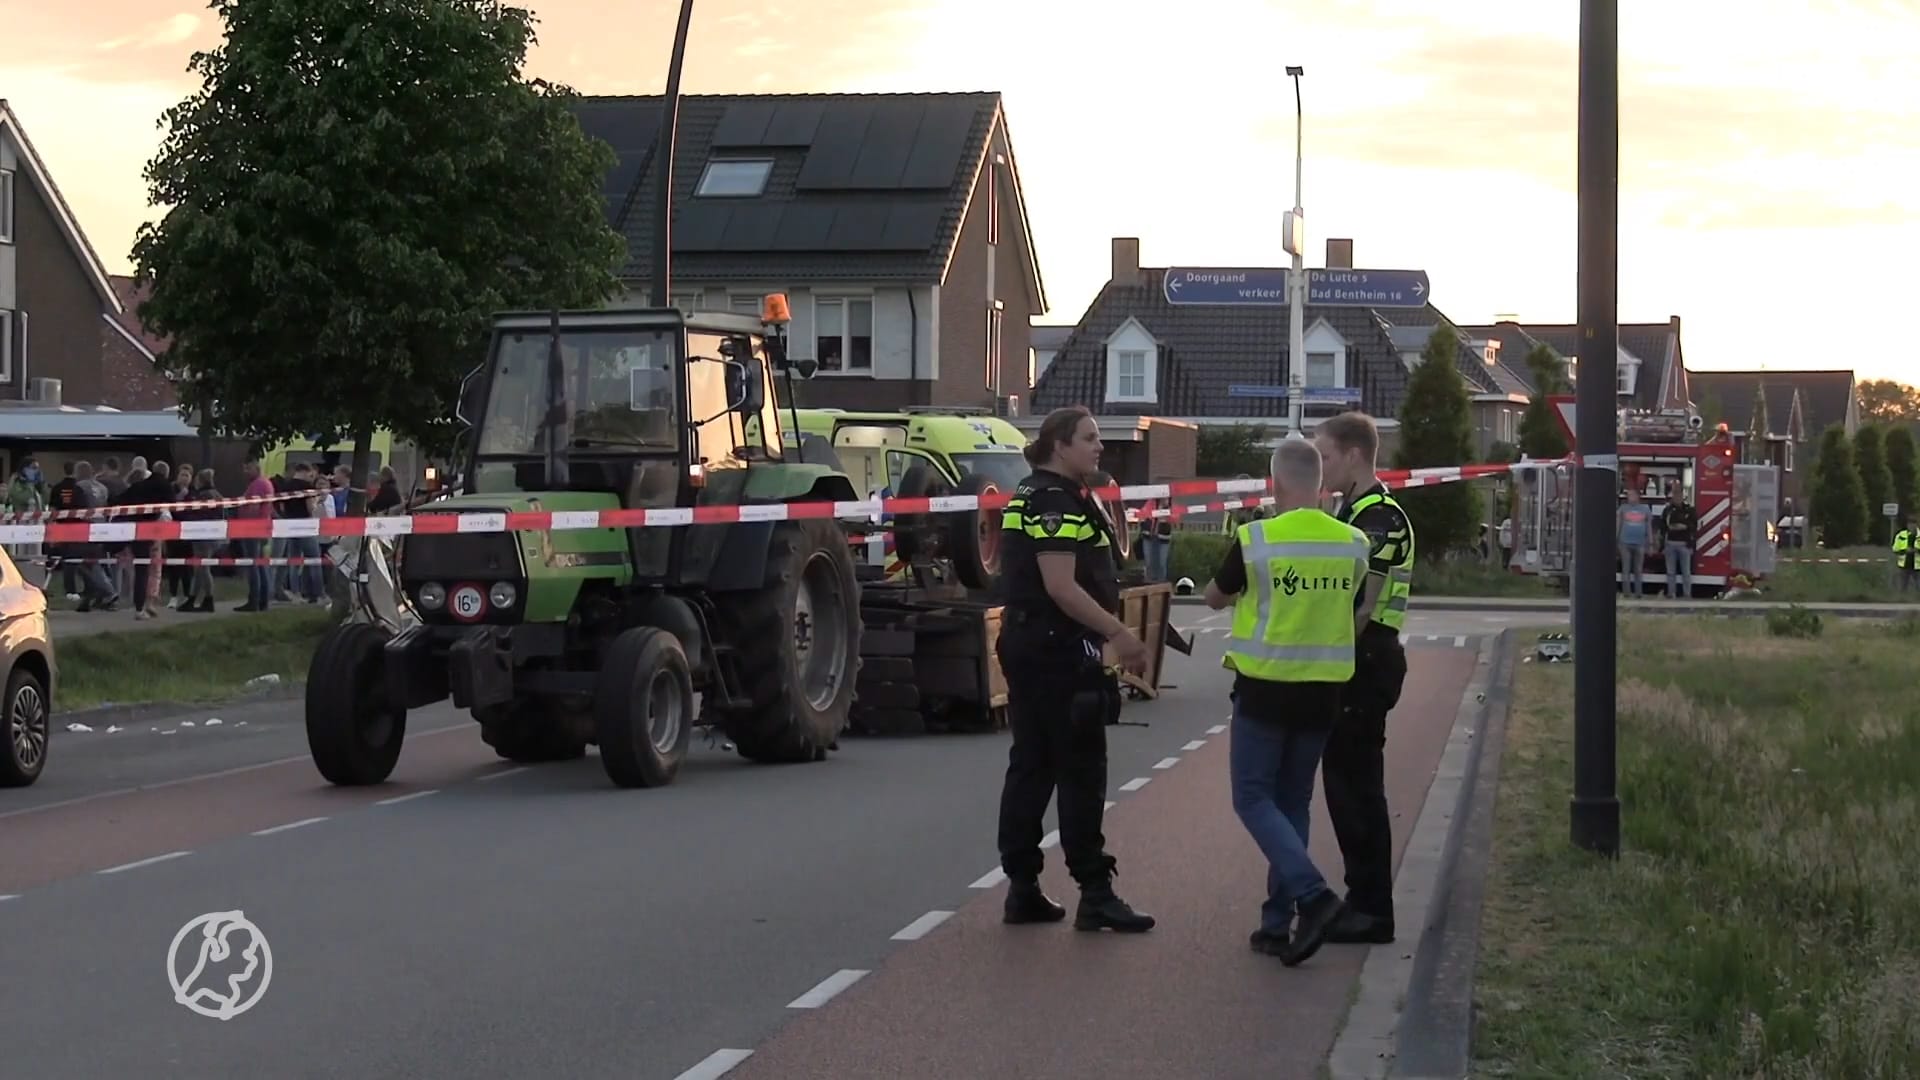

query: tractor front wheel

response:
[595,627,695,788]
[305,622,408,786]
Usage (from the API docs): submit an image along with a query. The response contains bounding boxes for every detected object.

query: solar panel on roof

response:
[844,100,925,189]
[878,202,944,251]
[897,99,975,190]
[718,204,782,251]
[825,204,889,250]
[769,205,836,251]
[670,204,732,252]
[795,100,876,190]
[761,101,825,146]
[711,101,776,147]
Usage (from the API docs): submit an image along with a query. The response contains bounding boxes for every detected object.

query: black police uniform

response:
[994,467,1154,932]
[1324,482,1412,942]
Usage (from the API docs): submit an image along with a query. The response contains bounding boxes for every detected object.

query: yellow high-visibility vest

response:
[1343,489,1415,632]
[1222,509,1370,684]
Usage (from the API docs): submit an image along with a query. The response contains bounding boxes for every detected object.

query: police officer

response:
[994,406,1155,933]
[1204,436,1370,966]
[1312,412,1414,945]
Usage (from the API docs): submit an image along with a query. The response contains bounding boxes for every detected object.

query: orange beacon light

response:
[762,292,792,325]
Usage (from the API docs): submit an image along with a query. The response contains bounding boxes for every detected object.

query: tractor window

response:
[687,331,786,466]
[476,328,677,457]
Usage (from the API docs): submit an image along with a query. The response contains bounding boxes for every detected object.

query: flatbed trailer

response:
[846,577,1189,736]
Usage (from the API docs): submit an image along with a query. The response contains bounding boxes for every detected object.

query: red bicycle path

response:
[725,646,1477,1080]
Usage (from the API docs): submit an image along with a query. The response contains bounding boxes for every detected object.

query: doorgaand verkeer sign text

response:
[1162,267,1430,308]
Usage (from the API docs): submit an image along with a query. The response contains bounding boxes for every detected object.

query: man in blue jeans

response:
[1204,437,1370,966]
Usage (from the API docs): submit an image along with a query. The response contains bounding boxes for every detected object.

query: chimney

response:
[1111,237,1140,282]
[1325,238,1353,269]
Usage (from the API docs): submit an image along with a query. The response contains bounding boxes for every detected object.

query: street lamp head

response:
[1285,65,1304,77]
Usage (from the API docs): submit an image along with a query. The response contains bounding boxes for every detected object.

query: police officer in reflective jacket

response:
[1313,412,1415,945]
[994,406,1156,933]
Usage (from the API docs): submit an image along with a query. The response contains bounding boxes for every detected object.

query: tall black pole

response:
[1570,0,1621,857]
[648,0,696,309]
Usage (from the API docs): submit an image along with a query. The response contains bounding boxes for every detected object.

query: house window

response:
[670,293,702,314]
[1617,363,1634,394]
[0,170,13,243]
[815,296,873,374]
[1306,351,1337,388]
[0,310,11,383]
[1114,349,1149,399]
[729,294,764,315]
[986,304,1004,393]
[1784,440,1795,473]
[987,161,1000,247]
[696,159,773,198]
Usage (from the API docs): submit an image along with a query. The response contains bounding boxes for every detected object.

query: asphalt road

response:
[0,610,1501,1080]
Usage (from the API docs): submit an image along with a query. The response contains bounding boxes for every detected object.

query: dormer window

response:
[1104,317,1158,404]
[696,158,773,198]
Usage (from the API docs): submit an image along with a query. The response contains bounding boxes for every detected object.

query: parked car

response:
[1,545,56,787]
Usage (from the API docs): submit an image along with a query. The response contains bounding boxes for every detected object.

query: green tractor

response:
[304,300,865,788]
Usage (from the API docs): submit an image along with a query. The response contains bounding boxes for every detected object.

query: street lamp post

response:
[1284,66,1307,441]
[1570,0,1622,857]
[649,0,697,309]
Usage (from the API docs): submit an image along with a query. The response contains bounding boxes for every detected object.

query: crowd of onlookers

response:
[4,453,406,620]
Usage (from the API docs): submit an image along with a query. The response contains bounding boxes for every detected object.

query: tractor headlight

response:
[418,582,446,610]
[489,582,518,609]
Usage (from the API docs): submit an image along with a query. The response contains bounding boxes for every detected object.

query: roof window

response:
[696,158,773,198]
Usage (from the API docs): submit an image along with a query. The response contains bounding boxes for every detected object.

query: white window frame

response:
[695,158,773,198]
[0,170,14,243]
[1104,317,1158,404]
[728,294,764,315]
[813,294,874,376]
[1302,318,1349,392]
[1617,361,1635,395]
[986,301,1004,394]
[1305,351,1338,388]
[0,310,11,383]
[670,292,702,315]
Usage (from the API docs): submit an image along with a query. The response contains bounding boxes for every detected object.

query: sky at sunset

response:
[5,0,1917,381]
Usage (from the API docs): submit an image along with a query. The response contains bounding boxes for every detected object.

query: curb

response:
[1326,628,1510,1080]
[57,682,304,729]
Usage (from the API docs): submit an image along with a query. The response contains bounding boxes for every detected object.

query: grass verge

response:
[1472,615,1920,1078]
[1748,545,1902,603]
[56,606,332,712]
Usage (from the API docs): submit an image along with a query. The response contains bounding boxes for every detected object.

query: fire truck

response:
[1505,397,1779,597]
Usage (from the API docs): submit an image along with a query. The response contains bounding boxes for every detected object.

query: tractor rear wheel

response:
[306,622,407,786]
[714,519,862,764]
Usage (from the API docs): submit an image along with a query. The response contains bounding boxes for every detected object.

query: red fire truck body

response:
[1505,397,1778,597]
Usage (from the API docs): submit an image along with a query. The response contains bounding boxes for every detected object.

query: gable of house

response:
[0,99,123,315]
[572,92,1043,308]
[1509,320,1681,410]
[1691,369,1856,442]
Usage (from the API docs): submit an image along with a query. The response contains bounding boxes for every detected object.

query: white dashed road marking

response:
[0,894,19,903]
[788,969,868,1009]
[1206,724,1227,735]
[1454,634,1467,647]
[375,789,439,806]
[969,868,1008,889]
[1104,800,1116,810]
[1119,777,1151,792]
[478,767,528,782]
[253,816,327,836]
[1182,740,1207,751]
[673,1048,754,1080]
[1153,757,1180,770]
[891,910,955,941]
[97,851,192,876]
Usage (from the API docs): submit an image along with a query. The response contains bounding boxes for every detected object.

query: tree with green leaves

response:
[1516,343,1569,459]
[1393,324,1477,560]
[1809,423,1868,548]
[1196,423,1270,477]
[1884,425,1919,522]
[1854,424,1895,544]
[132,0,624,505]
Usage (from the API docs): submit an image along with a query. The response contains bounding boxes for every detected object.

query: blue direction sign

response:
[1306,269,1429,308]
[1163,267,1291,306]
[1226,385,1365,404]
[1226,384,1291,399]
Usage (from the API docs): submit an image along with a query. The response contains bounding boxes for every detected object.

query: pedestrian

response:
[1661,481,1696,599]
[47,461,86,600]
[993,405,1156,934]
[1312,413,1416,947]
[1135,497,1173,582]
[1893,517,1919,594]
[1617,487,1651,597]
[177,469,223,612]
[114,461,174,620]
[1204,435,1369,965]
[236,460,276,612]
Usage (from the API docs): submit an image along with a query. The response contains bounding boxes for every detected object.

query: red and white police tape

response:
[0,462,1518,546]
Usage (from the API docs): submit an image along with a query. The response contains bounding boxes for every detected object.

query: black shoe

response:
[235,602,261,612]
[1249,928,1289,955]
[1327,909,1395,945]
[1003,879,1067,925]
[1278,890,1345,967]
[1074,888,1156,933]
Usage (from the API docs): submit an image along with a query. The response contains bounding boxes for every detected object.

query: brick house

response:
[572,92,1046,414]
[0,98,196,481]
[1688,368,1859,504]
